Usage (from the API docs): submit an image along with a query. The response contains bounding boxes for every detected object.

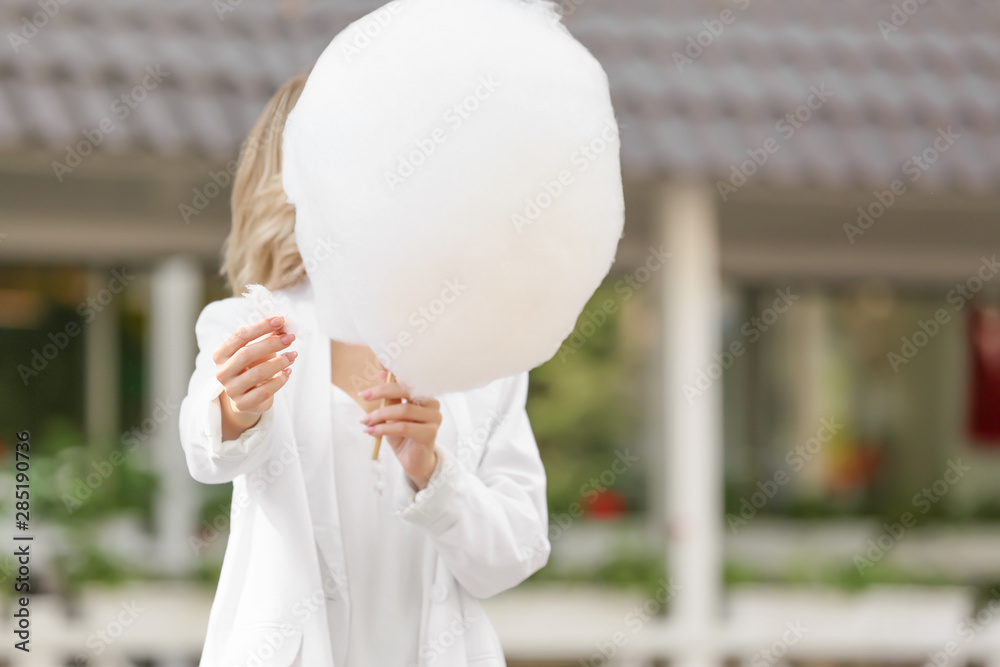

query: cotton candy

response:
[282,0,624,396]
[242,284,299,337]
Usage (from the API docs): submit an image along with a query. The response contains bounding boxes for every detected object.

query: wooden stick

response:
[371,371,395,460]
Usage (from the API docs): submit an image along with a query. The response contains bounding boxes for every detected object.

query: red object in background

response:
[584,488,627,519]
[969,305,1000,444]
[829,441,883,494]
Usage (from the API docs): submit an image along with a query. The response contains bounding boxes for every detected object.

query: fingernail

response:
[359,389,372,399]
[359,415,370,424]
[286,351,298,362]
[363,426,375,435]
[269,316,284,328]
[283,368,292,377]
[280,334,293,345]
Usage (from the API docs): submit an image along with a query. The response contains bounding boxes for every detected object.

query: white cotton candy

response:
[283,0,624,396]
[242,284,299,336]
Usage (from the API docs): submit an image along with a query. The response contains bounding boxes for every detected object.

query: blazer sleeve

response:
[178,297,280,485]
[393,371,551,598]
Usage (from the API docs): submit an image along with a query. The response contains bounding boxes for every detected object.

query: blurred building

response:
[1,0,999,665]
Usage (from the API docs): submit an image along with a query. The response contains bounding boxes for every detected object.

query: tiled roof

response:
[2,0,998,193]
[586,0,1000,194]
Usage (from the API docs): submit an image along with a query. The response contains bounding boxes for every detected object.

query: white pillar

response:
[790,294,827,496]
[659,181,723,667]
[149,255,202,575]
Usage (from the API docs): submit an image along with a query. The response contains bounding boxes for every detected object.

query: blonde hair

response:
[221,72,308,295]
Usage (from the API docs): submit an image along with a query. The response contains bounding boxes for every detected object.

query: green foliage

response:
[197,483,235,529]
[527,280,646,516]
[0,304,85,443]
[32,419,157,527]
[191,559,225,587]
[526,536,970,596]
[22,418,160,593]
[724,557,958,592]
[968,499,1000,522]
[724,479,1000,525]
[527,544,667,597]
[971,580,1000,612]
[52,537,138,599]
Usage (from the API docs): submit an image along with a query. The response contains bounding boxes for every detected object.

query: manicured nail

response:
[359,389,372,399]
[363,426,375,434]
[283,368,292,377]
[286,351,298,362]
[280,334,293,345]
[269,316,284,328]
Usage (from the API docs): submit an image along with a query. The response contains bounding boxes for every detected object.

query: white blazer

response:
[178,278,551,667]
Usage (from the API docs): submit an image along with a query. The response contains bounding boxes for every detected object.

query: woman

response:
[178,73,551,667]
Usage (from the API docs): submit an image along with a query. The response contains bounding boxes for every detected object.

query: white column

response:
[659,181,723,667]
[149,255,202,575]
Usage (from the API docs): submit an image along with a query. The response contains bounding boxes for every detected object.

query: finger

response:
[363,402,440,426]
[244,338,289,370]
[231,368,292,413]
[245,350,279,370]
[213,317,286,365]
[360,382,411,403]
[229,351,297,396]
[408,397,440,409]
[364,421,435,442]
[218,332,295,382]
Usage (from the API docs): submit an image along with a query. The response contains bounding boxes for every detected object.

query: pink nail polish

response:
[280,334,293,345]
[286,351,298,361]
[359,389,371,399]
[269,316,283,328]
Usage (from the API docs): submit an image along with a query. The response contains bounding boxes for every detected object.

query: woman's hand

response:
[359,369,441,489]
[213,316,297,441]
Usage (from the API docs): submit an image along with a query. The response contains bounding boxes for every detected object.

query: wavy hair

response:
[221,72,308,295]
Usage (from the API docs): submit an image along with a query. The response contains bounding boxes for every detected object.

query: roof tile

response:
[0,0,996,194]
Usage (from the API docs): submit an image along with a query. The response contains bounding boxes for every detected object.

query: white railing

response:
[0,584,211,667]
[5,583,1000,666]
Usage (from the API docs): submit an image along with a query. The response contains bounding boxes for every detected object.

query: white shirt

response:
[178,281,551,666]
[307,380,426,666]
